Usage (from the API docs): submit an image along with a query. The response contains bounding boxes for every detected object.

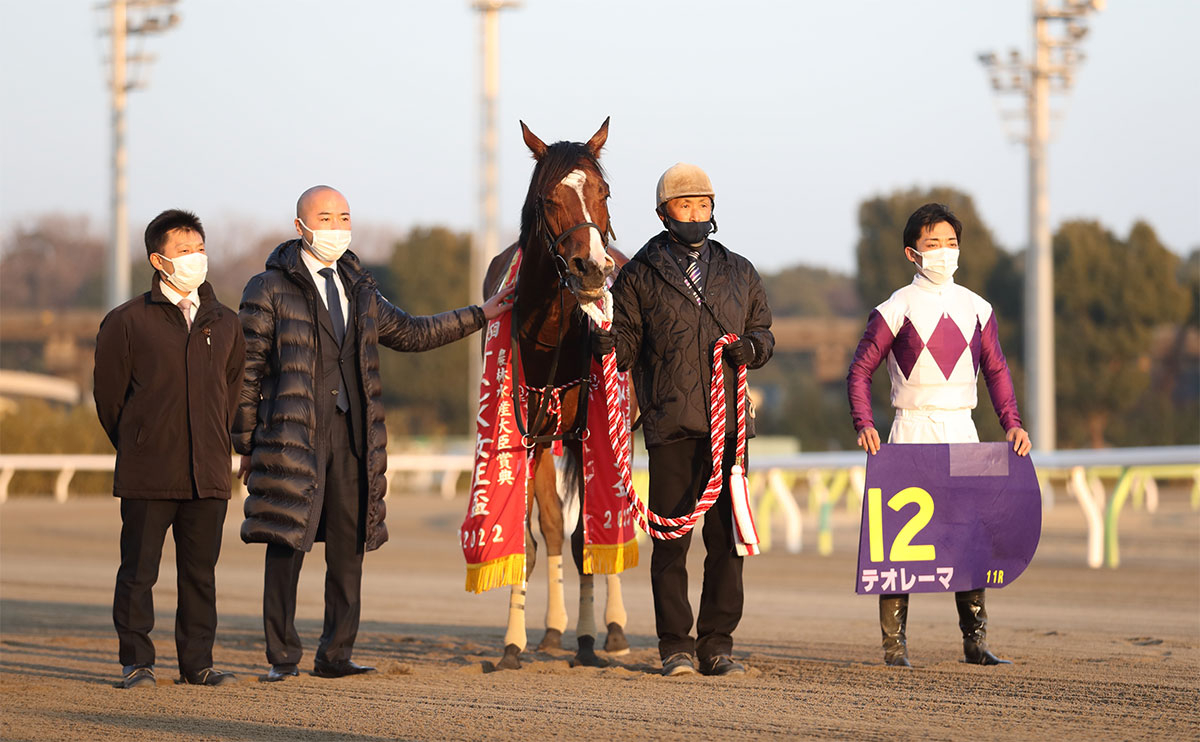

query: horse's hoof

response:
[604,622,631,656]
[574,635,609,668]
[537,628,563,651]
[496,644,522,670]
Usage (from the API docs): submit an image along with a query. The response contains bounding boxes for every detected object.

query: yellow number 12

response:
[867,486,937,562]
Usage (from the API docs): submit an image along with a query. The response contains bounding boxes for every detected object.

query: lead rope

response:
[595,322,745,540]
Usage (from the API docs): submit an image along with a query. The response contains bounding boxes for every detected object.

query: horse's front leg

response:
[497,478,538,670]
[533,445,567,651]
[603,573,630,655]
[570,492,609,667]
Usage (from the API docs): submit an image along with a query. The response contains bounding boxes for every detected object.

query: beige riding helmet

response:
[655,163,715,209]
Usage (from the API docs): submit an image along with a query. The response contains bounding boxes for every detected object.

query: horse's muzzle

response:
[567,255,614,300]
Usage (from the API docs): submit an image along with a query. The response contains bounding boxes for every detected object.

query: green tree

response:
[1053,220,1190,447]
[1,215,107,309]
[373,227,475,437]
[762,264,861,318]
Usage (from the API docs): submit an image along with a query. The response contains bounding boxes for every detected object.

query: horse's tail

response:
[557,444,583,538]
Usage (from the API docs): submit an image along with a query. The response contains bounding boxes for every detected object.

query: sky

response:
[1,0,1197,275]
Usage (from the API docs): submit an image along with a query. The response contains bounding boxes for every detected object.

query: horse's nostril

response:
[572,257,588,274]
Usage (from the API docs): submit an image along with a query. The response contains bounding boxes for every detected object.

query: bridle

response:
[535,193,616,290]
[509,193,616,447]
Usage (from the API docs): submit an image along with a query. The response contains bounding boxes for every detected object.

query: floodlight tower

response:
[99,0,180,310]
[978,0,1102,451]
[469,0,520,421]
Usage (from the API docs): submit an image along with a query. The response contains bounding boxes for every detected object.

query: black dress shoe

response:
[263,664,300,682]
[121,665,156,689]
[700,655,747,676]
[312,659,376,679]
[181,667,238,686]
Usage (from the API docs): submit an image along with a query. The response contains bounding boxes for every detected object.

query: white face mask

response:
[915,247,959,285]
[298,218,352,263]
[157,252,208,293]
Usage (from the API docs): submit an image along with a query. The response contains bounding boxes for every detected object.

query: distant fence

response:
[2,446,1196,570]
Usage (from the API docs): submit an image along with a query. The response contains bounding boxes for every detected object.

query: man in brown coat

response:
[94,209,245,689]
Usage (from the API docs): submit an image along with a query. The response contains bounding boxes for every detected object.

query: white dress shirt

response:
[299,244,350,321]
[158,277,200,324]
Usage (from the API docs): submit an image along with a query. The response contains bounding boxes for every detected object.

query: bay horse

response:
[481,117,632,670]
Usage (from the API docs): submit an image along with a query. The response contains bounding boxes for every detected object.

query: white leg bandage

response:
[545,555,568,632]
[504,584,528,650]
[604,574,627,628]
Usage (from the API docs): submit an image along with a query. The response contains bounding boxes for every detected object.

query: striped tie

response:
[686,251,703,304]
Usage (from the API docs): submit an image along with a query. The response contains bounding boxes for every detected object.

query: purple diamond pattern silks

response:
[892,317,923,380]
[926,313,970,380]
[970,319,982,375]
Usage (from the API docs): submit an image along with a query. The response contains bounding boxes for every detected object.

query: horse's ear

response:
[585,116,610,158]
[520,120,548,160]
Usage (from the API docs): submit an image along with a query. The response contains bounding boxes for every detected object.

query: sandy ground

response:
[1,487,1197,741]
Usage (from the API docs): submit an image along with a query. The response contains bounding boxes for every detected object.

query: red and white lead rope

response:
[596,320,747,541]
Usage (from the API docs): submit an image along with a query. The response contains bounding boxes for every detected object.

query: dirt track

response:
[2,490,1197,741]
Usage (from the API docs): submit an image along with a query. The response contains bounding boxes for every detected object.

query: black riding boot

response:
[879,594,911,667]
[956,589,1012,665]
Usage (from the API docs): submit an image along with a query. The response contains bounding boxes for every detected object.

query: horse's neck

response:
[515,243,584,386]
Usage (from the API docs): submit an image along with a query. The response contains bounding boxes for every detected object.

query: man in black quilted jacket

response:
[594,164,774,677]
[235,185,511,682]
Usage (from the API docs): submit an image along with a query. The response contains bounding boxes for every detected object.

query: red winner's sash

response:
[580,356,639,573]
[461,254,527,593]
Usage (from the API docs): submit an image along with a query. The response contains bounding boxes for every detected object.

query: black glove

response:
[723,337,754,366]
[591,326,616,359]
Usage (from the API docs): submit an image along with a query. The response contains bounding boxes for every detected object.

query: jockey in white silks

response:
[847,202,1031,668]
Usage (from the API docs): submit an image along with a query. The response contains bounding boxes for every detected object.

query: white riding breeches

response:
[888,408,979,445]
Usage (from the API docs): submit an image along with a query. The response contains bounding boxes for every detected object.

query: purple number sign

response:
[855,443,1041,595]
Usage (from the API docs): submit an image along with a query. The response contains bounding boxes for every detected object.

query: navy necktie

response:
[318,267,349,413]
[318,267,346,346]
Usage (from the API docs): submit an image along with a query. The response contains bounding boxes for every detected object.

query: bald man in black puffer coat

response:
[236,185,511,681]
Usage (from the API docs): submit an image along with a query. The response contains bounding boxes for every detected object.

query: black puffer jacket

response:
[234,240,484,552]
[610,232,774,448]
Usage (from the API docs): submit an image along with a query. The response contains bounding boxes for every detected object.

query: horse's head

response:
[519,118,616,306]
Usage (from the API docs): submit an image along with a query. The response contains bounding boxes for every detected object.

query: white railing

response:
[0,454,475,504]
[2,446,1197,570]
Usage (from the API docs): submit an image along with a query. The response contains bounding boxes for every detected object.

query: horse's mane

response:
[518,141,607,251]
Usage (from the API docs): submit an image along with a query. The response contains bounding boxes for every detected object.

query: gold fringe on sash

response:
[464,553,527,594]
[582,538,639,575]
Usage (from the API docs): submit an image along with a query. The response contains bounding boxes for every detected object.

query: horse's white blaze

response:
[561,169,608,270]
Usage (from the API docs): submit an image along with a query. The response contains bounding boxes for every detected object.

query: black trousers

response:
[113,497,227,673]
[263,411,365,666]
[647,436,744,662]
